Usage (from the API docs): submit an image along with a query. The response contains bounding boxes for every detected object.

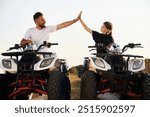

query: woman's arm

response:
[79,17,92,34]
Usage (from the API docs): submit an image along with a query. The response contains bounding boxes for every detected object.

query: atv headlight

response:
[2,59,12,69]
[133,60,143,70]
[40,58,54,68]
[92,58,105,68]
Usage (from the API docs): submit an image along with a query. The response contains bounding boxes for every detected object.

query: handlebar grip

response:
[128,43,141,48]
[134,43,141,46]
[128,43,141,46]
[8,44,21,51]
[9,47,15,50]
[88,46,96,48]
[51,43,58,45]
[43,41,47,45]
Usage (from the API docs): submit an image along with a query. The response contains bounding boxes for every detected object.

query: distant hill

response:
[69,65,84,78]
[145,59,150,73]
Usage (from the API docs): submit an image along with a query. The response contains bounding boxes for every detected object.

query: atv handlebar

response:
[128,43,141,48]
[36,41,58,52]
[8,44,23,51]
[88,43,105,48]
[43,41,58,46]
[7,41,58,52]
[92,53,143,58]
[122,43,143,53]
[50,43,58,45]
[88,43,143,55]
[88,46,96,48]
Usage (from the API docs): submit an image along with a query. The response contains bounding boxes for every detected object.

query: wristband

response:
[73,19,77,23]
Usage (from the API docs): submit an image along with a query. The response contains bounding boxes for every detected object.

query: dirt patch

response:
[69,73,81,100]
[145,59,150,73]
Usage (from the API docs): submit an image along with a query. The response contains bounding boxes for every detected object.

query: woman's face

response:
[100,24,109,34]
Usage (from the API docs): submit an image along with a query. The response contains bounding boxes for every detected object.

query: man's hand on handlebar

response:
[20,39,33,46]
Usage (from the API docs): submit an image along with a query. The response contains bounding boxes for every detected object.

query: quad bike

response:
[0,41,70,100]
[81,43,150,100]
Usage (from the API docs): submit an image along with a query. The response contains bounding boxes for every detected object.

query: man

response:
[20,12,80,49]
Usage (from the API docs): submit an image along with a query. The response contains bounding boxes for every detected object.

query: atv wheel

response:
[142,74,150,99]
[48,71,70,100]
[0,74,8,99]
[80,70,97,100]
[0,74,16,99]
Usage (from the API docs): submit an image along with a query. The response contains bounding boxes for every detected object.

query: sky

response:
[0,0,150,67]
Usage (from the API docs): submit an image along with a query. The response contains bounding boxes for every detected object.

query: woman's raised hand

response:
[75,11,82,22]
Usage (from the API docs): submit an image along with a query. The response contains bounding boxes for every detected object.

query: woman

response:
[78,12,121,100]
[78,11,114,49]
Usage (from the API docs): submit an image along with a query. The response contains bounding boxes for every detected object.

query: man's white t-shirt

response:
[23,26,57,48]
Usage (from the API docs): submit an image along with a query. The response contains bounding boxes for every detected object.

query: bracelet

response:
[73,19,76,23]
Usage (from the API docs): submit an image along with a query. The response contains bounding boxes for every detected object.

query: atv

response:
[81,43,150,100]
[0,41,70,100]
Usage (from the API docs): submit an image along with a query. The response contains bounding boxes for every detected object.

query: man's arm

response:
[20,39,32,46]
[56,12,81,30]
[20,28,32,46]
[56,19,77,30]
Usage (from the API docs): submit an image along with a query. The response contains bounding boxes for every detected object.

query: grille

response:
[19,64,33,71]
[114,65,126,73]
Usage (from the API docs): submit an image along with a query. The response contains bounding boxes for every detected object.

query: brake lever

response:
[7,44,20,51]
[47,43,51,48]
[135,45,143,48]
[89,49,96,52]
[43,41,47,45]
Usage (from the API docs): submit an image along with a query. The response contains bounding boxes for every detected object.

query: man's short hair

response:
[33,12,43,20]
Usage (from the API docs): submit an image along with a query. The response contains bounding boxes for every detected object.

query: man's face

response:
[35,16,46,28]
